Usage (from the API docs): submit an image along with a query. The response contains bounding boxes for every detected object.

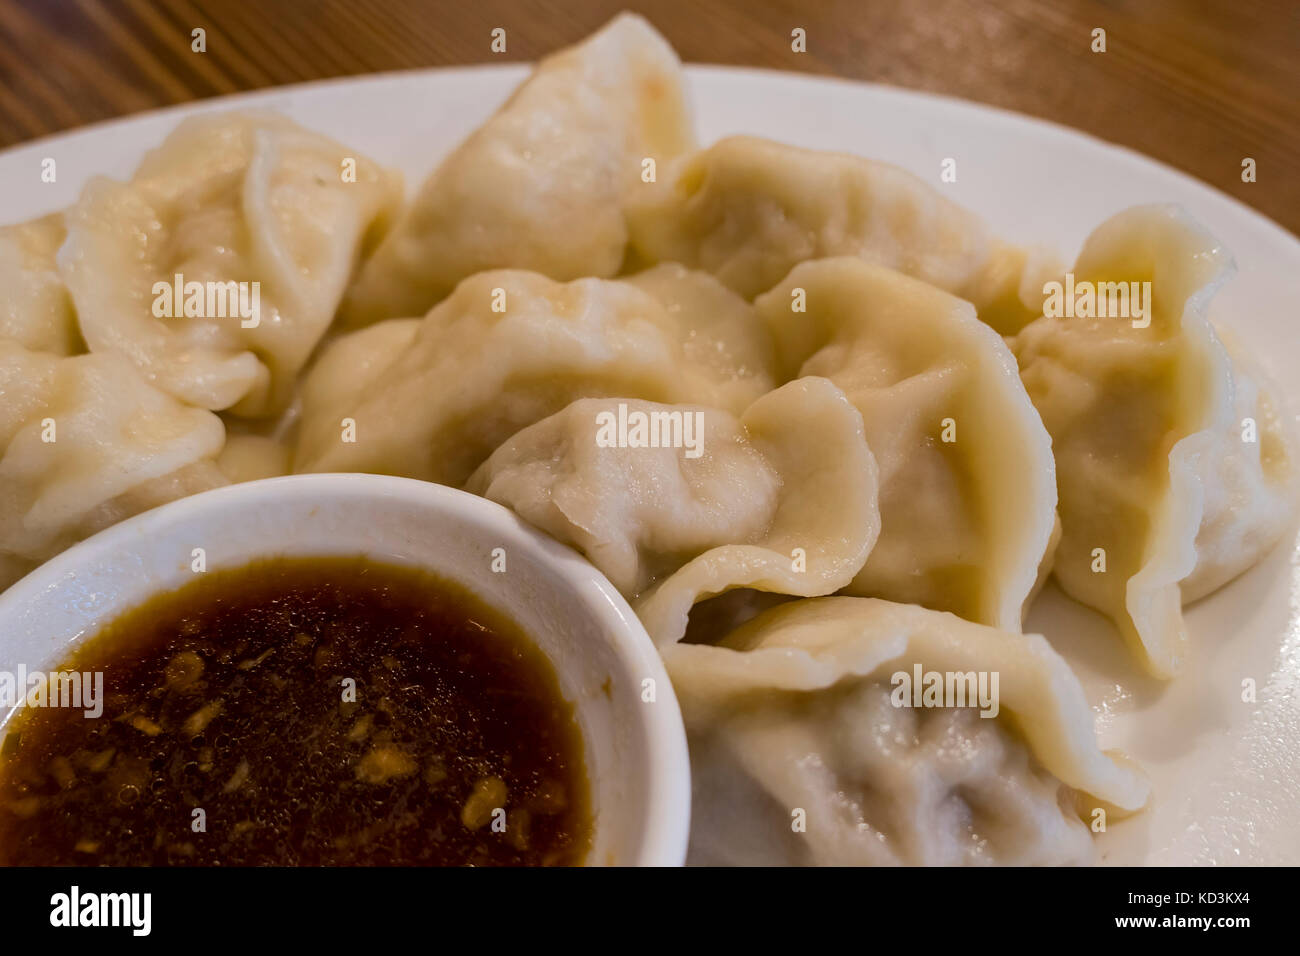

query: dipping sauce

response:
[0,557,590,866]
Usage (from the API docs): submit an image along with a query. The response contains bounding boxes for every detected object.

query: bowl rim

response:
[0,472,691,867]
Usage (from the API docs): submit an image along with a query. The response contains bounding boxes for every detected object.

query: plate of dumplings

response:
[1,13,1297,866]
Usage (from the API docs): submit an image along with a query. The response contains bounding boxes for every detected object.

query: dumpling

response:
[625,135,1050,333]
[0,339,227,588]
[753,258,1057,631]
[215,432,292,484]
[1013,204,1299,677]
[0,216,81,355]
[466,377,880,645]
[294,268,775,485]
[341,13,695,326]
[621,263,774,402]
[663,596,1150,866]
[959,240,1064,337]
[57,111,399,416]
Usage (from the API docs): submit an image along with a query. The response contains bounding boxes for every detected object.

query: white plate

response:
[2,65,1297,866]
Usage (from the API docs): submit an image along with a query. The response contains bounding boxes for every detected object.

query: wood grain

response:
[0,0,1295,232]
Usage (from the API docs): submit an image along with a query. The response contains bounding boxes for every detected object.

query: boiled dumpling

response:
[467,377,880,645]
[0,339,227,588]
[621,263,775,405]
[627,135,985,300]
[294,268,775,485]
[0,216,81,355]
[341,13,695,326]
[664,596,1150,866]
[960,240,1064,337]
[57,111,399,416]
[215,432,292,484]
[626,135,1050,333]
[753,257,1058,631]
[1013,204,1299,677]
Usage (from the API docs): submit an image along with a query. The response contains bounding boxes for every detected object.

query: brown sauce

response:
[0,557,590,866]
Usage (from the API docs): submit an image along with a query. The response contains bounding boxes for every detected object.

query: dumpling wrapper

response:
[626,134,1054,334]
[664,596,1150,866]
[1014,204,1300,677]
[0,216,81,356]
[58,111,400,416]
[0,339,228,588]
[467,377,880,645]
[754,257,1058,632]
[215,433,292,485]
[341,12,695,325]
[294,267,775,486]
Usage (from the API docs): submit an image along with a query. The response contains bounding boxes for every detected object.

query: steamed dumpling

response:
[621,263,774,399]
[754,258,1058,631]
[467,377,880,644]
[664,596,1150,866]
[626,135,1050,333]
[341,13,695,325]
[0,339,228,587]
[215,432,292,484]
[57,111,399,416]
[1014,204,1299,677]
[0,216,80,355]
[294,268,775,485]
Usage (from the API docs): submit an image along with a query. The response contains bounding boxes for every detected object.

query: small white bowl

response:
[0,474,691,866]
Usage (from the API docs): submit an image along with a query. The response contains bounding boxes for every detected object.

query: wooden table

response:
[1,0,1296,233]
